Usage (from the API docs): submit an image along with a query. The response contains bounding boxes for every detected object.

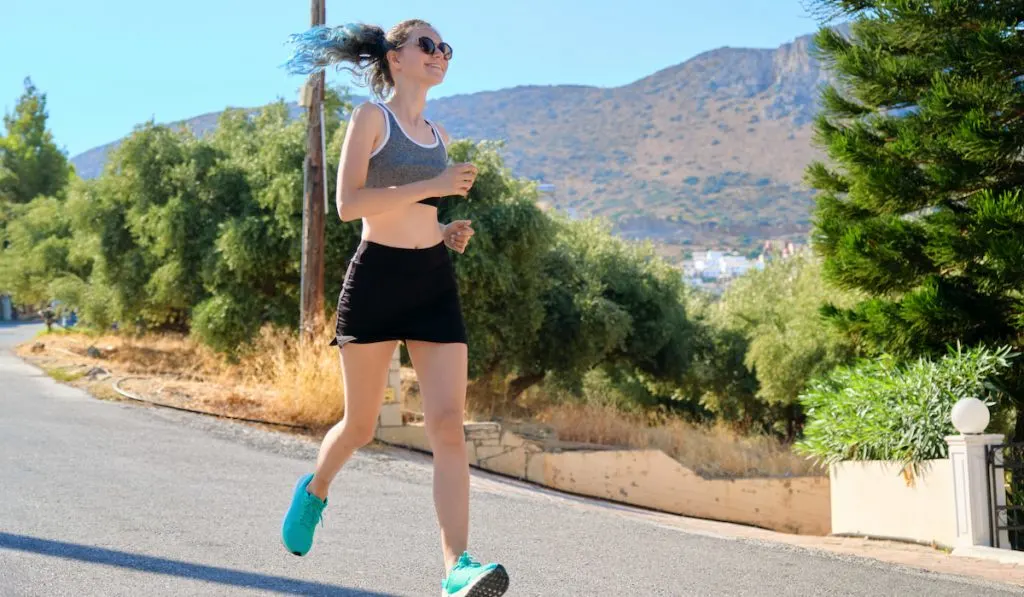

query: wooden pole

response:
[299,0,327,341]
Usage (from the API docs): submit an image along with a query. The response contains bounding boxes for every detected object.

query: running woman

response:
[280,19,509,597]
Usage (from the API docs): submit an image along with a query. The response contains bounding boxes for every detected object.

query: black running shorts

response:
[329,240,468,347]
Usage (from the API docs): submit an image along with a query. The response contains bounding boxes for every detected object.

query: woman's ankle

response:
[443,546,464,572]
[307,475,329,501]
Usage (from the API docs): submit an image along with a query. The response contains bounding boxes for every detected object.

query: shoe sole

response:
[448,565,510,597]
[282,538,307,557]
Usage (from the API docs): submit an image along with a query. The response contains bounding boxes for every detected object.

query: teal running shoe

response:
[281,473,327,556]
[441,552,509,597]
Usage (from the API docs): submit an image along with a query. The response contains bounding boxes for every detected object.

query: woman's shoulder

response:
[350,100,387,123]
[429,120,451,146]
[348,101,388,137]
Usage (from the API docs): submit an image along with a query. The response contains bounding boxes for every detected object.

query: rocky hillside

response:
[71,31,833,253]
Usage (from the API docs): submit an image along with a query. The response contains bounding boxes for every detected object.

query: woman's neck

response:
[387,83,429,125]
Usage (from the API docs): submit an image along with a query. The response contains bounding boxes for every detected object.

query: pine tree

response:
[807,2,1024,437]
[0,78,70,204]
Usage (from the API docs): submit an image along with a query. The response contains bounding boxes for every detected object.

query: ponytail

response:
[283,23,390,96]
[283,19,432,99]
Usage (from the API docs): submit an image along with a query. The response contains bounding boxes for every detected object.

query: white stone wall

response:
[830,460,956,547]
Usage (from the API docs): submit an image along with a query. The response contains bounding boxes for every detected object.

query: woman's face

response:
[391,26,450,87]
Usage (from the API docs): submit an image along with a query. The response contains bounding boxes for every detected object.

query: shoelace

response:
[443,553,484,592]
[455,553,482,570]
[300,497,325,529]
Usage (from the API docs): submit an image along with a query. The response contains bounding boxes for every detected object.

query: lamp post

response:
[946,397,1009,549]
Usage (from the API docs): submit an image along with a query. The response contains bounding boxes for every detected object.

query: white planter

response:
[830,459,955,547]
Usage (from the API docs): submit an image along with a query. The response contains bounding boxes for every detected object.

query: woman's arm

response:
[436,122,453,237]
[335,103,442,222]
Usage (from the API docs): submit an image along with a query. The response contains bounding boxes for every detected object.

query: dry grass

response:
[535,402,822,478]
[24,328,819,479]
[44,331,224,379]
[229,326,343,428]
[408,372,821,479]
[22,325,344,429]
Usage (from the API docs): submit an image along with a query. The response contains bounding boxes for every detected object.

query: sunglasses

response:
[410,36,453,61]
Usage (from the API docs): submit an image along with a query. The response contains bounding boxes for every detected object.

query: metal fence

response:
[987,442,1024,550]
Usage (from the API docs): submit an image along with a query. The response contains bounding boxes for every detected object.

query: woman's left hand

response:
[443,220,474,253]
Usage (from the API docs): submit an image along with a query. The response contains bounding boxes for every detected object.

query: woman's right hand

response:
[432,163,478,197]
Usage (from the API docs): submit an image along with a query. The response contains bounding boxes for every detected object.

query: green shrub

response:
[796,344,1017,470]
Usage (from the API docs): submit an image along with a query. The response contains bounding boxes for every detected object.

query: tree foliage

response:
[691,253,861,436]
[520,216,698,403]
[0,78,75,307]
[4,90,359,348]
[0,196,81,306]
[0,78,70,204]
[807,2,1024,436]
[443,143,698,403]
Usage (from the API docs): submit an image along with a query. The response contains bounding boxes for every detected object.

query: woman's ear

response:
[386,48,401,72]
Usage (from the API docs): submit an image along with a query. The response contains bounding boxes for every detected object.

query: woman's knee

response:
[425,408,465,448]
[342,419,378,448]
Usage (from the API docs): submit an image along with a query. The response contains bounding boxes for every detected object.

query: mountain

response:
[71,31,833,255]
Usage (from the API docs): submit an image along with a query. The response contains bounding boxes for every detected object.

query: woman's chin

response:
[424,69,446,85]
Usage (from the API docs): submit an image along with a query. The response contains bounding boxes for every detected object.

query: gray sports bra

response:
[365,102,448,208]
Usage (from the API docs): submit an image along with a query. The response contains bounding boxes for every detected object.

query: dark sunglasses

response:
[412,36,453,61]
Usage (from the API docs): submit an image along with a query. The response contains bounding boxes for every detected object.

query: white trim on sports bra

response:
[425,118,446,152]
[368,103,391,158]
[375,101,440,149]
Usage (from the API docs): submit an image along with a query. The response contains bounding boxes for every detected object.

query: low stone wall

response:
[542,449,829,535]
[375,402,831,535]
[830,459,955,547]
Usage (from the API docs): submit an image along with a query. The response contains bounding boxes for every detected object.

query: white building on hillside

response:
[681,240,807,291]
[685,250,759,281]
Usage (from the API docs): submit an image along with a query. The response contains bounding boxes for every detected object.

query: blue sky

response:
[2,0,820,157]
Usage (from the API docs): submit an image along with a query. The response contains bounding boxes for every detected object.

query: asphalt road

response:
[1,321,1020,596]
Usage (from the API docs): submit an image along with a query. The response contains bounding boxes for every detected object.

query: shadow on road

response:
[0,532,395,596]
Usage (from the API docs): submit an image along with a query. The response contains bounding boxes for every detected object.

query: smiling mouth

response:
[427,64,444,73]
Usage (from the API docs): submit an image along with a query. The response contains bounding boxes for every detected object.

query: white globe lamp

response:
[951,397,990,434]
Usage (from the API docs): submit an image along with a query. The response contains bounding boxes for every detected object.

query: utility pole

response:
[299,0,327,341]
